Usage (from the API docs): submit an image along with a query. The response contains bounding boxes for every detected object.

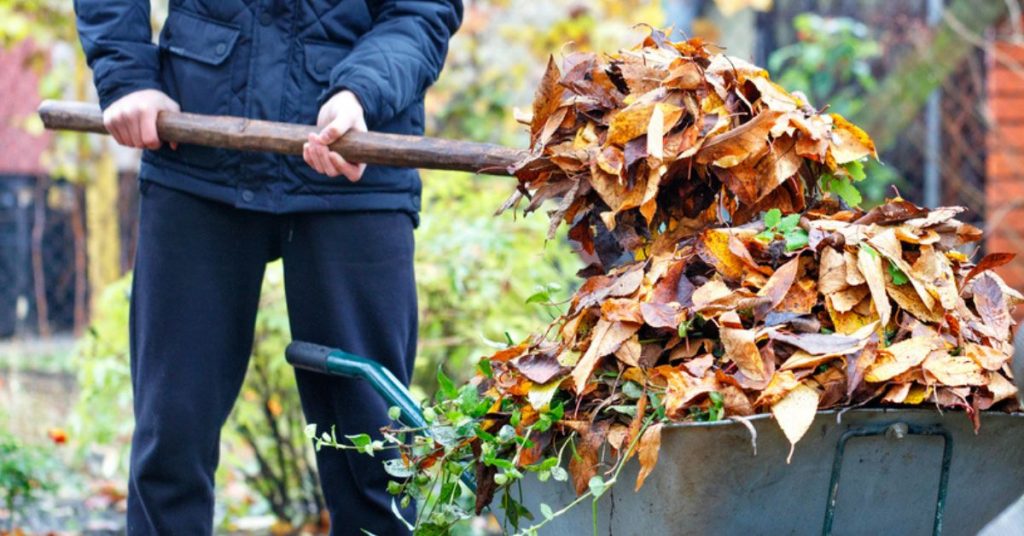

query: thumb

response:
[316,115,355,145]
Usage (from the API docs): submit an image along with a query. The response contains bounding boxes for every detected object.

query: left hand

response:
[303,90,367,182]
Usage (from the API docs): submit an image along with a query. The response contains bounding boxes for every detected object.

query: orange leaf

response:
[635,423,664,491]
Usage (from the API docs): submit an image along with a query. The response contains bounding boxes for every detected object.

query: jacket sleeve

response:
[74,0,162,110]
[322,0,463,127]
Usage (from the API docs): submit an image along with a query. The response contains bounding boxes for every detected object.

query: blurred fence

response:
[0,171,140,340]
[757,0,989,229]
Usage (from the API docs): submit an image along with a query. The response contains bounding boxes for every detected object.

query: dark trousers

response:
[126,182,417,535]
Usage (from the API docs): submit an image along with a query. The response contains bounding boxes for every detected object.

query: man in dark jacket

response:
[74,1,462,533]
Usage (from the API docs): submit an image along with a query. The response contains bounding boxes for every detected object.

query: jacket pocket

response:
[300,39,354,123]
[156,8,241,170]
[289,39,355,184]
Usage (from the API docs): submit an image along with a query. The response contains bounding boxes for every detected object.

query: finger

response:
[126,110,144,148]
[113,118,133,147]
[329,152,362,182]
[310,143,332,176]
[105,117,124,145]
[316,145,342,177]
[140,108,161,150]
[303,143,323,174]
[317,116,355,145]
[317,105,334,129]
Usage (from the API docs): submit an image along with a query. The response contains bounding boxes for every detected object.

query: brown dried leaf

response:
[758,256,801,309]
[512,353,569,385]
[571,319,641,392]
[857,245,891,327]
[530,57,566,146]
[720,311,767,382]
[635,423,664,491]
[973,273,1012,341]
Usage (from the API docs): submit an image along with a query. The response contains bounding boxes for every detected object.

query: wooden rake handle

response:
[37,100,524,176]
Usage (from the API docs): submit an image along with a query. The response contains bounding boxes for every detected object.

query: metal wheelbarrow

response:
[286,340,1024,535]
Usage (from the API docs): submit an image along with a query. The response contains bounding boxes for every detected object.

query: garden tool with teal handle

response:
[285,340,476,491]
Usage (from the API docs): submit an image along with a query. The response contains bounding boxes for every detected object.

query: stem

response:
[516,416,656,535]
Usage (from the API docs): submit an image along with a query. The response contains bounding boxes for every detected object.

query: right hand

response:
[103,89,180,150]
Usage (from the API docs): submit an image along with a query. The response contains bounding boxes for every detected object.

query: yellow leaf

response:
[865,336,942,383]
[607,102,682,146]
[922,351,987,387]
[965,343,1010,372]
[527,379,563,411]
[771,382,819,463]
[828,113,878,164]
[697,229,748,281]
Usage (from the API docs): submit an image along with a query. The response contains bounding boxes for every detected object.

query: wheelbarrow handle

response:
[286,341,428,430]
[38,100,524,176]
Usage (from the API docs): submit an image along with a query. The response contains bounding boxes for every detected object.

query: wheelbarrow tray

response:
[513,409,1024,535]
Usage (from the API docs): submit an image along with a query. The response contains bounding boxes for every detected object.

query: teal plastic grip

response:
[286,341,427,429]
[286,340,476,491]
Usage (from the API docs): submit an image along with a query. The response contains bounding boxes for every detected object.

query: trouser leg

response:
[126,182,275,535]
[282,211,418,536]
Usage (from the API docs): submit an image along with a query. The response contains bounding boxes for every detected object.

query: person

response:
[73,1,462,534]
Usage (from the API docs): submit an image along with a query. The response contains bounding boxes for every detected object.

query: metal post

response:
[923,0,944,207]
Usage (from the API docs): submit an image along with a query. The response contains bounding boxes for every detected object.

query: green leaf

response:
[784,229,809,251]
[540,503,554,520]
[622,381,644,400]
[708,391,724,406]
[843,160,867,182]
[347,433,372,448]
[387,406,402,421]
[525,289,550,305]
[437,367,458,400]
[304,423,318,440]
[551,466,569,482]
[777,214,801,233]
[588,475,607,497]
[887,261,909,285]
[383,459,416,478]
[860,243,878,259]
[824,175,862,207]
[764,208,782,229]
[477,358,494,379]
[604,405,637,416]
[677,318,692,339]
[755,230,776,243]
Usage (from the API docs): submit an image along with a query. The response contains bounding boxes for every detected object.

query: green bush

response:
[0,430,57,532]
[412,170,579,396]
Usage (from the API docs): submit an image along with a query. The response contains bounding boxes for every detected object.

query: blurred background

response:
[1,0,1021,533]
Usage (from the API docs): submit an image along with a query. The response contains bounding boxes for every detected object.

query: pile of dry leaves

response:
[478,29,1021,494]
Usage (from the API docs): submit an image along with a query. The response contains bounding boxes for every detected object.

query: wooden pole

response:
[38,100,525,176]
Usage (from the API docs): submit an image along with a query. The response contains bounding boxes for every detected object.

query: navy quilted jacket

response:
[74,0,462,218]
